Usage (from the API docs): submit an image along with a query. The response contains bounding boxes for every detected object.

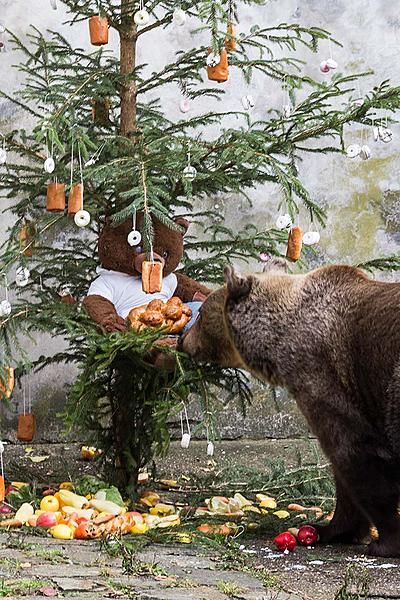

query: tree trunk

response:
[120,0,137,136]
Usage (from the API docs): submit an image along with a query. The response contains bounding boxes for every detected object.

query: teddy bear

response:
[83,214,212,337]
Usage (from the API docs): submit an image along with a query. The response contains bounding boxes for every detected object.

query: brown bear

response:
[83,214,211,333]
[179,258,400,558]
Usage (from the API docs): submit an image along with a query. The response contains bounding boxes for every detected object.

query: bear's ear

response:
[175,217,190,235]
[224,265,251,300]
[261,255,288,273]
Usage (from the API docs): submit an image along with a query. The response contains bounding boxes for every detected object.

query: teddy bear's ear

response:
[175,217,190,235]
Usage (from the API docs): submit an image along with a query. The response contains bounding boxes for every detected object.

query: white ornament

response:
[15,266,30,287]
[206,52,220,67]
[50,0,57,9]
[181,433,191,449]
[134,9,150,26]
[326,58,338,69]
[275,214,292,230]
[0,299,11,317]
[0,148,7,165]
[241,95,255,110]
[44,157,55,174]
[183,165,197,181]
[179,98,190,113]
[207,441,214,457]
[0,22,5,35]
[353,98,364,107]
[173,8,186,26]
[346,144,361,158]
[127,229,142,246]
[379,126,393,143]
[302,231,320,246]
[74,210,91,228]
[373,126,380,142]
[283,104,291,118]
[360,144,371,160]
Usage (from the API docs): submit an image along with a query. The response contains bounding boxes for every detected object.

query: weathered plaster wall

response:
[1,0,399,441]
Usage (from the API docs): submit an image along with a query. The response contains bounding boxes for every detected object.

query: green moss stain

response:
[323,155,395,263]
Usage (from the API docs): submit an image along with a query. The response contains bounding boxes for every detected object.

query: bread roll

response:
[286,226,302,262]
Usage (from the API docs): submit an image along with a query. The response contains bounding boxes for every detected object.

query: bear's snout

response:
[133,252,165,273]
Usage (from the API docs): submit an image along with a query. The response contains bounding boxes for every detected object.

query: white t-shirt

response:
[87,268,178,319]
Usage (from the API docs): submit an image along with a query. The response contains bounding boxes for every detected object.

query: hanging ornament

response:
[302,231,320,246]
[89,1,109,46]
[0,276,11,317]
[0,135,7,165]
[283,104,291,118]
[319,60,330,73]
[326,58,338,69]
[180,406,191,449]
[127,209,142,246]
[0,441,5,502]
[46,181,65,212]
[241,95,255,111]
[0,367,14,399]
[17,383,36,442]
[346,144,361,158]
[19,223,35,258]
[134,1,150,26]
[50,0,57,9]
[182,148,197,181]
[68,140,84,215]
[353,98,364,107]
[15,266,30,287]
[142,248,163,293]
[360,144,371,160]
[286,226,302,262]
[74,210,91,228]
[224,21,236,51]
[275,214,292,230]
[378,126,393,143]
[207,47,228,83]
[207,441,215,456]
[173,8,186,26]
[44,157,55,174]
[179,98,190,113]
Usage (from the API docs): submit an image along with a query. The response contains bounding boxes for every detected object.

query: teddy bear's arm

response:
[174,273,212,303]
[83,294,127,333]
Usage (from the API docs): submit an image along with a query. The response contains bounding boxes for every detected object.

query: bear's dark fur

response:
[180,259,400,557]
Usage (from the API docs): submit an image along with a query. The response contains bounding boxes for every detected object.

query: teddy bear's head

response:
[98,214,189,277]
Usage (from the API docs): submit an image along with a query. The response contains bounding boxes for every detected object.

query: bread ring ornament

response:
[207,47,228,83]
[128,297,192,333]
[286,226,302,262]
[142,261,163,293]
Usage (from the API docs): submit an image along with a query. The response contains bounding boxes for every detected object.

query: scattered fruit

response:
[297,525,318,546]
[40,495,60,512]
[36,512,58,527]
[273,510,290,519]
[50,524,74,540]
[273,531,297,552]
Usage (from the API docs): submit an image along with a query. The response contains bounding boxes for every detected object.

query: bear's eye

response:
[134,246,143,254]
[162,251,169,259]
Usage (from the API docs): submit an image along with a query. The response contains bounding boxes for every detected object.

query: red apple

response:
[297,525,318,546]
[0,503,12,514]
[273,531,297,552]
[36,512,58,527]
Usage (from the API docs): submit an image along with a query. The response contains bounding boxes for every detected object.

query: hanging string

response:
[28,379,32,414]
[0,440,4,484]
[23,385,26,416]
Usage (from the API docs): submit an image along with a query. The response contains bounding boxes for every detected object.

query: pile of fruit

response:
[0,481,331,545]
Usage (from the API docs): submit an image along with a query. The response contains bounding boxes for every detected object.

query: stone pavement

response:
[0,533,301,600]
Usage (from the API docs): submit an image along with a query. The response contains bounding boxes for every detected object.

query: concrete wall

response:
[1,0,399,441]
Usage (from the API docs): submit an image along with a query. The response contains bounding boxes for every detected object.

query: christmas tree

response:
[1,0,400,497]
